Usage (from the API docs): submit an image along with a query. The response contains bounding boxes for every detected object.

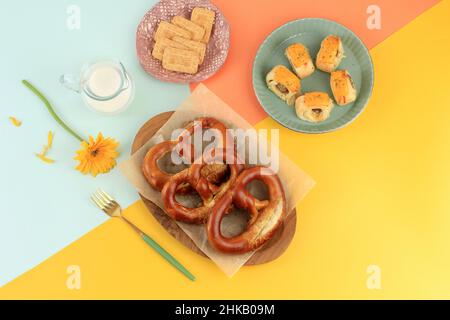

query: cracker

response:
[162,47,200,74]
[152,37,189,60]
[171,16,205,42]
[191,7,215,43]
[172,36,206,64]
[154,21,192,41]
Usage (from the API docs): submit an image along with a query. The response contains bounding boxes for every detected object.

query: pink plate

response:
[136,0,230,83]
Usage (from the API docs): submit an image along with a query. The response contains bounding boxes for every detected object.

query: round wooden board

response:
[131,112,297,265]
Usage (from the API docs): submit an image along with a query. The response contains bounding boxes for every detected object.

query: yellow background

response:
[2,0,450,299]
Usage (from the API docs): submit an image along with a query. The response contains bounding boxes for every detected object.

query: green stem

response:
[22,80,84,142]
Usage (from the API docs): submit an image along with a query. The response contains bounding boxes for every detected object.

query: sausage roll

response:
[295,92,334,123]
[316,35,344,73]
[266,65,301,106]
[285,43,315,79]
[330,70,357,106]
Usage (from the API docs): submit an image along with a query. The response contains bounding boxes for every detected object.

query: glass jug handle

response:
[59,73,81,93]
[119,62,130,92]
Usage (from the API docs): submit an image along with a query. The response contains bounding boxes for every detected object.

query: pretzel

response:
[206,166,286,253]
[142,140,176,191]
[142,117,232,192]
[162,149,244,224]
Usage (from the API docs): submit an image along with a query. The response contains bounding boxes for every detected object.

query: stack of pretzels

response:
[142,117,286,254]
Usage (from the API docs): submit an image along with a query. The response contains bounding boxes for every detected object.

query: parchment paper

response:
[120,84,315,276]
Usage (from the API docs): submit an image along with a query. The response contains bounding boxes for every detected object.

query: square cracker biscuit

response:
[172,36,206,64]
[171,16,205,42]
[162,47,200,74]
[154,21,192,41]
[191,7,215,44]
[152,37,189,60]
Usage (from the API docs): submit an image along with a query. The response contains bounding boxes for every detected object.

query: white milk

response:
[82,62,134,114]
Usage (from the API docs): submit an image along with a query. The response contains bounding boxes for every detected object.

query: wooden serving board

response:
[131,112,297,265]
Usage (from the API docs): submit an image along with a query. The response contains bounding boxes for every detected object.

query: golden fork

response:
[91,189,195,281]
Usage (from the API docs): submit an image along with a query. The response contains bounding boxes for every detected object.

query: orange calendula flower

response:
[74,132,119,177]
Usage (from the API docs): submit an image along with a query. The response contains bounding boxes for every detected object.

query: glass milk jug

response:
[60,59,134,115]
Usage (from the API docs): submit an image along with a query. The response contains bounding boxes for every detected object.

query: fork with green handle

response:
[91,189,196,281]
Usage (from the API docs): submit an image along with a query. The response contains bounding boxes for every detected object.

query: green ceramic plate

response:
[253,18,374,133]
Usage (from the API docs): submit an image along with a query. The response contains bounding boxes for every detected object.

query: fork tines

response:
[91,189,116,211]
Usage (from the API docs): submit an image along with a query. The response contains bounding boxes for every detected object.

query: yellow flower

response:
[74,133,119,177]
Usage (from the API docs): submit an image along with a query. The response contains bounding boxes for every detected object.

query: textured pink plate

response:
[136,0,230,83]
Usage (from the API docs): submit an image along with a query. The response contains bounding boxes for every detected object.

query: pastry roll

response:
[162,47,200,74]
[316,35,344,73]
[154,21,192,41]
[191,7,215,43]
[171,16,205,42]
[285,43,315,79]
[266,65,301,106]
[152,37,189,60]
[295,92,334,123]
[330,70,357,106]
[172,36,206,64]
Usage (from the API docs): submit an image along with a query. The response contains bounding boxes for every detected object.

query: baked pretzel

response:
[142,140,179,191]
[162,149,244,224]
[142,117,231,192]
[206,166,286,253]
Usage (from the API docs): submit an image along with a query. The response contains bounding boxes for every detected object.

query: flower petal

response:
[36,153,55,164]
[47,131,54,149]
[9,116,22,127]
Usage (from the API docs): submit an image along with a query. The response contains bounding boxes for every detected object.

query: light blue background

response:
[0,0,190,286]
